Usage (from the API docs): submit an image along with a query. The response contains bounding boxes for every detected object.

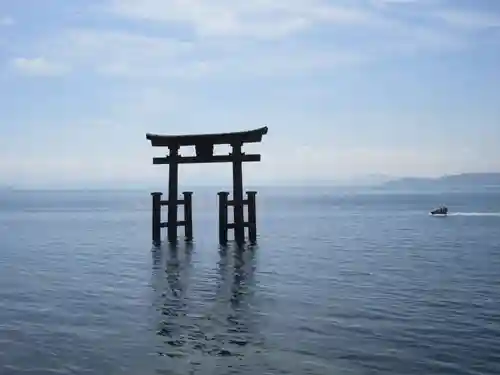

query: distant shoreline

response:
[2,172,499,192]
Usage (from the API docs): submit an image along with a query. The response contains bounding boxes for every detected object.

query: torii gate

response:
[146,126,268,246]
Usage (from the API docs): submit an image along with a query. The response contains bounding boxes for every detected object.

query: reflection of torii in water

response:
[229,250,255,309]
[152,244,260,361]
[214,246,255,308]
[213,245,258,344]
[152,244,192,323]
[165,243,193,299]
[152,243,194,345]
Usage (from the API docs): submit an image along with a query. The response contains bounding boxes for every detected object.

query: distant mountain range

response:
[380,173,500,190]
[276,173,500,189]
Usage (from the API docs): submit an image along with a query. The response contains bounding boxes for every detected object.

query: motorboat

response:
[430,206,448,215]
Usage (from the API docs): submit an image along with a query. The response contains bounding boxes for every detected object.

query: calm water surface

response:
[1,188,499,375]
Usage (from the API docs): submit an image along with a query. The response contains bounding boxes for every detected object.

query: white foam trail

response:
[448,212,500,217]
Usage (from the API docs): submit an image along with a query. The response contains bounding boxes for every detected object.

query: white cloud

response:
[0,16,15,26]
[371,0,429,7]
[436,9,500,29]
[6,0,498,81]
[372,1,500,30]
[52,29,194,78]
[28,27,369,79]
[105,0,375,39]
[7,30,196,79]
[10,57,70,76]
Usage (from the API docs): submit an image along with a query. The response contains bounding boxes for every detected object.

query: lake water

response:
[1,188,499,375]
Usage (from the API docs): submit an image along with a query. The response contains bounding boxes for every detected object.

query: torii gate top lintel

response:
[146,126,268,148]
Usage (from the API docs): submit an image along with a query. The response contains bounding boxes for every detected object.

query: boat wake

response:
[448,212,500,217]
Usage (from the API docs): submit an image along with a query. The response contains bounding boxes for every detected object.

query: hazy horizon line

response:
[2,171,499,191]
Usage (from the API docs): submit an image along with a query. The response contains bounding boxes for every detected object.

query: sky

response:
[1,0,499,188]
